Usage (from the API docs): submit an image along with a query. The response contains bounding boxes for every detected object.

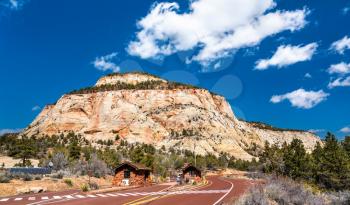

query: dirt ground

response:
[0,175,113,197]
[0,155,39,168]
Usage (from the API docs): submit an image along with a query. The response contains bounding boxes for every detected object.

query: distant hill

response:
[23,72,321,160]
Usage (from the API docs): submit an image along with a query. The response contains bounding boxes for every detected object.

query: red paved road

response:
[0,176,256,205]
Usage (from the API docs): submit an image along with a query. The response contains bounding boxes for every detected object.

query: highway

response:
[0,176,255,205]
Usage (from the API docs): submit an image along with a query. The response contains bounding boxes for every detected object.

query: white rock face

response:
[95,73,166,86]
[23,73,321,160]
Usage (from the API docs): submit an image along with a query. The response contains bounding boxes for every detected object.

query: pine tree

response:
[282,139,311,179]
[259,141,284,176]
[342,136,350,157]
[314,132,350,190]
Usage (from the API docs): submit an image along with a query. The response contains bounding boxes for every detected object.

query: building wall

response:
[112,168,151,186]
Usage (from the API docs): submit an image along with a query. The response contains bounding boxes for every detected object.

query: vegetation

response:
[1,130,350,194]
[246,121,306,132]
[64,179,73,187]
[235,176,350,205]
[259,133,350,191]
[67,80,205,95]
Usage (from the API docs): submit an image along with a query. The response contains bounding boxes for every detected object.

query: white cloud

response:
[342,7,350,15]
[270,88,329,109]
[32,105,41,111]
[330,36,350,54]
[1,0,26,10]
[340,126,350,133]
[255,43,317,70]
[127,0,308,67]
[327,62,350,75]
[304,73,312,78]
[328,76,350,89]
[92,52,120,72]
[308,129,325,134]
[0,128,22,136]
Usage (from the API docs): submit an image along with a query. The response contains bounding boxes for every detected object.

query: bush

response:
[87,154,109,178]
[88,182,99,190]
[81,184,89,192]
[50,172,64,179]
[34,175,42,180]
[235,177,326,205]
[235,186,269,205]
[64,179,73,187]
[324,191,350,205]
[22,174,33,181]
[0,173,11,183]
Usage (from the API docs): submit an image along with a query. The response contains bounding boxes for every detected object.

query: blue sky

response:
[0,0,349,138]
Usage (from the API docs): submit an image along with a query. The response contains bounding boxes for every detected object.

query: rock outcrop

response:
[23,72,321,160]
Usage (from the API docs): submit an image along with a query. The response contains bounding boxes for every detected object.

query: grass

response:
[64,179,73,187]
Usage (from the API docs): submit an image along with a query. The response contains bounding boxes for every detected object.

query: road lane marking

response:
[0,198,9,202]
[14,198,23,201]
[53,196,62,199]
[86,194,97,198]
[96,194,108,197]
[41,196,49,200]
[28,197,36,201]
[75,195,86,198]
[106,193,118,197]
[122,184,175,205]
[212,178,234,205]
[63,195,74,199]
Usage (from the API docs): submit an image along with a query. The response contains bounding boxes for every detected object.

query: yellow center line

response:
[124,180,212,205]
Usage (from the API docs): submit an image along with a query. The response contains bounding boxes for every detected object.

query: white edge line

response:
[212,179,234,205]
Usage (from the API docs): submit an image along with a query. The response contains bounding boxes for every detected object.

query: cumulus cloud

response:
[330,36,350,54]
[327,62,350,75]
[304,73,312,78]
[328,76,350,89]
[92,52,120,72]
[255,43,317,70]
[127,0,308,68]
[340,126,350,133]
[0,128,22,136]
[270,89,329,109]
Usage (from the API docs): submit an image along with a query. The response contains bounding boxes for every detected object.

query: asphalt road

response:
[0,176,255,205]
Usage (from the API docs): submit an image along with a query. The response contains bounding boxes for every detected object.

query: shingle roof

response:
[181,163,200,171]
[115,161,151,171]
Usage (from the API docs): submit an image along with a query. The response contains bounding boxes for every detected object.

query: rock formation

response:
[23,72,321,160]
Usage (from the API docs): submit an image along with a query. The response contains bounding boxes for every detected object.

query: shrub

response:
[64,179,73,187]
[22,174,33,181]
[87,154,109,178]
[34,175,42,180]
[235,177,326,205]
[50,152,69,171]
[88,182,99,190]
[50,172,64,179]
[0,173,11,183]
[235,186,269,205]
[81,184,89,192]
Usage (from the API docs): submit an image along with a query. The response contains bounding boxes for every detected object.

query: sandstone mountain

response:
[23,72,321,160]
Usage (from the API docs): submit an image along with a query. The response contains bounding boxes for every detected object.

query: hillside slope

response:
[23,72,321,160]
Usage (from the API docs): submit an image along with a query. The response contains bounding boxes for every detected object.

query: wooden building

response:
[181,163,201,183]
[112,161,151,186]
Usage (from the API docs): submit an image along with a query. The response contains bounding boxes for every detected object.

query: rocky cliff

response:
[23,72,321,160]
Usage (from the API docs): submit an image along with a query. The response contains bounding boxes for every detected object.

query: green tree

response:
[342,136,350,157]
[313,133,350,190]
[282,139,312,179]
[259,141,284,176]
[68,140,81,160]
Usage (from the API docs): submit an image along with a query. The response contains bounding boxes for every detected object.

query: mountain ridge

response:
[23,72,321,160]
